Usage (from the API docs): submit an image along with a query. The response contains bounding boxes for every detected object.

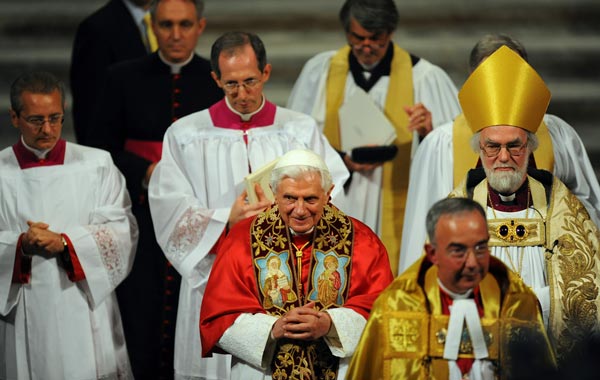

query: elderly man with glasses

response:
[1,71,138,379]
[399,35,600,276]
[402,46,600,363]
[287,0,461,276]
[148,31,348,380]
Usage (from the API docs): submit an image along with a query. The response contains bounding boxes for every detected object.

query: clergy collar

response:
[290,226,314,237]
[158,51,195,74]
[209,98,276,130]
[348,42,393,92]
[438,278,474,300]
[13,137,66,169]
[225,95,266,121]
[487,180,531,212]
[20,135,51,159]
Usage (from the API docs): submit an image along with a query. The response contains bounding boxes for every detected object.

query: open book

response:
[338,88,397,152]
[244,158,278,204]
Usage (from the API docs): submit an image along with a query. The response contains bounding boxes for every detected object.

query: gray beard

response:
[484,161,528,194]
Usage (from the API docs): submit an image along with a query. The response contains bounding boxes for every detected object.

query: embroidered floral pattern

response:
[86,225,123,287]
[556,191,600,357]
[165,207,213,264]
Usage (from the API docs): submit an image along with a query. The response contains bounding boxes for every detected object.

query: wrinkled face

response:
[480,125,530,194]
[212,44,271,114]
[152,0,205,63]
[426,211,490,294]
[10,90,64,151]
[346,17,392,66]
[274,171,332,234]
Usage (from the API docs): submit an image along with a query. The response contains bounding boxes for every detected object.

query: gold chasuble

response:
[251,203,354,380]
[452,114,555,188]
[450,173,600,362]
[324,44,414,275]
[346,257,554,379]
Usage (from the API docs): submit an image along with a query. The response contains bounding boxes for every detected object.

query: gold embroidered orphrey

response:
[250,203,354,380]
[450,175,600,360]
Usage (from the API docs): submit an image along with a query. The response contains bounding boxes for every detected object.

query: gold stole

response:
[250,204,354,380]
[324,44,413,275]
[452,115,555,188]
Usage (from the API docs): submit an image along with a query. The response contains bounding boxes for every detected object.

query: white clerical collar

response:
[225,95,265,121]
[290,226,314,236]
[498,192,516,202]
[123,0,147,26]
[438,278,473,300]
[21,136,51,159]
[158,51,195,74]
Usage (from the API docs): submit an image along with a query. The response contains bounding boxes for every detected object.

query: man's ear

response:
[9,108,18,128]
[197,17,207,35]
[424,243,437,265]
[210,71,221,87]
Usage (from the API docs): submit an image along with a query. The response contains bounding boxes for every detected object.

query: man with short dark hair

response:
[149,32,349,380]
[287,0,461,275]
[86,1,222,378]
[200,149,393,379]
[0,71,137,379]
[347,197,555,379]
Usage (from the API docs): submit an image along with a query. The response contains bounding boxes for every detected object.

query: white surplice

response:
[0,143,137,380]
[399,113,600,274]
[287,50,461,235]
[148,106,349,380]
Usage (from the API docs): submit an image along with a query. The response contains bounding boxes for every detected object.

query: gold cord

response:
[291,240,311,302]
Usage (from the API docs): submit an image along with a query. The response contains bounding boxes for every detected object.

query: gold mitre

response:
[458,45,551,134]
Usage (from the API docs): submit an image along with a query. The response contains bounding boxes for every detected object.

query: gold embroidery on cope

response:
[555,191,599,357]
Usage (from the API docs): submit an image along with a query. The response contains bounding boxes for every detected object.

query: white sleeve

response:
[286,51,334,123]
[413,59,462,128]
[68,157,138,309]
[325,307,367,358]
[0,231,24,315]
[217,312,278,369]
[148,128,230,287]
[546,114,600,226]
[399,123,455,273]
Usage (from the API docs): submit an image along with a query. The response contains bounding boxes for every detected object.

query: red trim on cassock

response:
[61,234,86,282]
[12,234,32,283]
[208,99,277,130]
[199,215,393,357]
[12,139,66,169]
[124,139,163,163]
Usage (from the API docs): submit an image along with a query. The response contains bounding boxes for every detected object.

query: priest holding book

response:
[148,31,347,380]
[287,0,461,274]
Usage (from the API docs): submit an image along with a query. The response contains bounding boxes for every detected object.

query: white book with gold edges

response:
[244,158,278,204]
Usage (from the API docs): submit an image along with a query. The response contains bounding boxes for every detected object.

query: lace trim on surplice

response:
[165,207,214,264]
[86,225,123,287]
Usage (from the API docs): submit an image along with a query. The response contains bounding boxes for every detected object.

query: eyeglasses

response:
[347,31,389,49]
[20,114,64,128]
[480,142,527,157]
[222,78,261,94]
[444,243,489,260]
